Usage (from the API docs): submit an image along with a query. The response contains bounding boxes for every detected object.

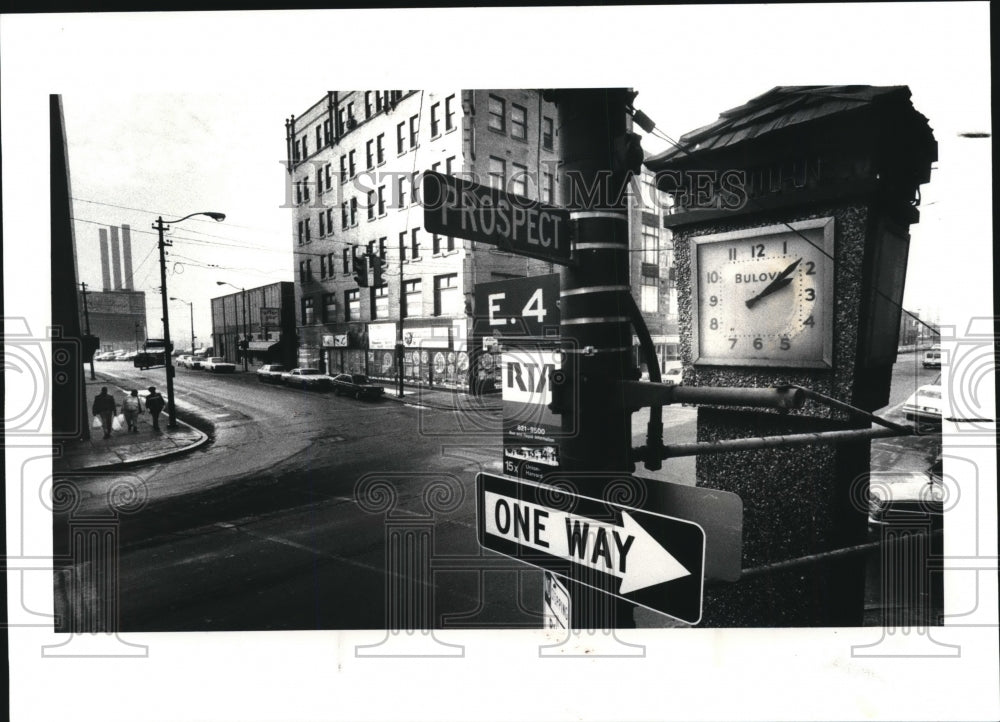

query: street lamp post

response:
[154,211,225,429]
[216,281,248,371]
[170,296,195,355]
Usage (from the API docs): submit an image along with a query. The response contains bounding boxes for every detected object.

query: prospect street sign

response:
[477,472,706,624]
[422,170,573,265]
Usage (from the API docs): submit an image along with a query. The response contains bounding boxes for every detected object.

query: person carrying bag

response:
[122,389,144,433]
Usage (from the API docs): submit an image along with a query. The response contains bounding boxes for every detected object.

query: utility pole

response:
[551,88,638,629]
[80,282,96,380]
[153,216,178,429]
[241,288,249,371]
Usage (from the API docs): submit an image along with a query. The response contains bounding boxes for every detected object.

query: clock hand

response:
[745,257,802,309]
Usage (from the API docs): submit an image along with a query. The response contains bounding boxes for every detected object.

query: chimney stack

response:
[110,225,123,290]
[99,228,112,291]
[121,224,134,290]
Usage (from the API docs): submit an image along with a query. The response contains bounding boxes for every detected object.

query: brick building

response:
[210,281,297,368]
[78,289,147,352]
[284,89,677,388]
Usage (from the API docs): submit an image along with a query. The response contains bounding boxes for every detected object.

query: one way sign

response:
[477,473,705,625]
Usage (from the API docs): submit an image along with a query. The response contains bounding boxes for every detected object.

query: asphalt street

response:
[54,355,939,631]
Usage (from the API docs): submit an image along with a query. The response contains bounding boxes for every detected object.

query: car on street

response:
[902,374,943,424]
[281,367,333,390]
[329,373,385,399]
[868,468,944,532]
[175,354,192,367]
[256,363,288,383]
[923,344,942,369]
[188,355,209,370]
[203,356,237,373]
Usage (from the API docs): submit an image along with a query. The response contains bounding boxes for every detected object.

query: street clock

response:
[690,217,835,368]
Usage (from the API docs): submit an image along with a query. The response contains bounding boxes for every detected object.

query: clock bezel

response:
[690,217,835,369]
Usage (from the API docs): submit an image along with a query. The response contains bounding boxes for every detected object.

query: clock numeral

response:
[803,315,815,327]
[804,261,816,275]
[753,337,763,350]
[752,243,765,258]
[728,337,737,349]
[709,295,719,307]
[710,318,719,330]
[804,288,815,301]
[728,248,737,260]
[707,270,721,283]
[780,336,791,350]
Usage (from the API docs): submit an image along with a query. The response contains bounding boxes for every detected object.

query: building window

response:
[305,259,312,279]
[299,260,306,283]
[347,102,356,127]
[542,116,554,150]
[304,218,311,243]
[432,233,441,255]
[445,94,456,131]
[366,140,374,170]
[315,126,321,150]
[409,114,419,148]
[345,289,360,321]
[340,155,347,183]
[378,236,387,260]
[399,230,408,262]
[397,175,408,208]
[511,162,529,197]
[326,208,334,233]
[341,202,349,229]
[445,155,456,175]
[371,284,389,320]
[488,95,505,133]
[337,108,346,136]
[323,119,332,145]
[430,102,441,137]
[297,220,304,245]
[542,172,555,204]
[319,213,326,238]
[642,222,659,265]
[323,293,337,322]
[320,254,327,279]
[367,191,376,221]
[349,197,358,226]
[403,279,421,318]
[376,133,385,164]
[511,103,527,140]
[397,121,406,154]
[377,186,386,216]
[301,296,315,325]
[348,150,357,178]
[434,274,460,316]
[324,163,332,191]
[365,91,373,119]
[375,91,384,113]
[302,136,308,158]
[342,248,350,273]
[447,235,456,252]
[410,227,421,259]
[488,156,506,190]
[640,274,658,313]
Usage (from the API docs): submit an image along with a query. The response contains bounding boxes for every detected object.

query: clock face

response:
[691,218,835,368]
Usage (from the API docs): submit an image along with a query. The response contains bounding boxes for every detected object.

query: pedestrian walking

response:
[145,386,166,432]
[122,389,144,433]
[92,386,117,439]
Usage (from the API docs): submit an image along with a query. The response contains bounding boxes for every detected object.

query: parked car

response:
[902,374,943,424]
[256,363,287,383]
[923,344,942,369]
[203,356,237,373]
[188,355,209,370]
[281,367,333,390]
[330,373,385,399]
[868,469,944,532]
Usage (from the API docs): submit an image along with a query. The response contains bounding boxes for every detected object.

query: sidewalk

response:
[381,383,502,411]
[55,376,210,472]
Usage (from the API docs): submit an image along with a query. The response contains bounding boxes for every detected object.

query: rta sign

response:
[502,350,559,405]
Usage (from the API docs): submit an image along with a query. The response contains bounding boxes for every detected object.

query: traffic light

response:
[352,249,369,287]
[369,253,385,286]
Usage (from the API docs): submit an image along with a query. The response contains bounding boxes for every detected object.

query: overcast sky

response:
[1,5,995,722]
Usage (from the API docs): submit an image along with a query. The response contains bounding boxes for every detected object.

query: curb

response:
[58,419,211,473]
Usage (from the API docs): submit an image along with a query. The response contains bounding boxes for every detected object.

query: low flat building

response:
[210,282,296,369]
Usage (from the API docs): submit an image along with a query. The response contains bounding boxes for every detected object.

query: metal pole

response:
[189,302,195,356]
[554,88,635,629]
[658,426,910,459]
[81,282,95,380]
[242,288,249,371]
[154,216,178,429]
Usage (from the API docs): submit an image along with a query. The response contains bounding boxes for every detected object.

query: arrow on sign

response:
[483,491,690,594]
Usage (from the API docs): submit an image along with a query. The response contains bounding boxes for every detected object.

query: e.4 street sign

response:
[477,472,706,625]
[422,171,573,265]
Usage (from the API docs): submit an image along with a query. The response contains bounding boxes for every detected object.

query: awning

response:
[248,340,279,351]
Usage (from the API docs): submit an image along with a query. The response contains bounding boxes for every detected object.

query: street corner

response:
[53,416,210,472]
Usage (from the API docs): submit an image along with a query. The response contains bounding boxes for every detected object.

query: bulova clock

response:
[690,217,835,368]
